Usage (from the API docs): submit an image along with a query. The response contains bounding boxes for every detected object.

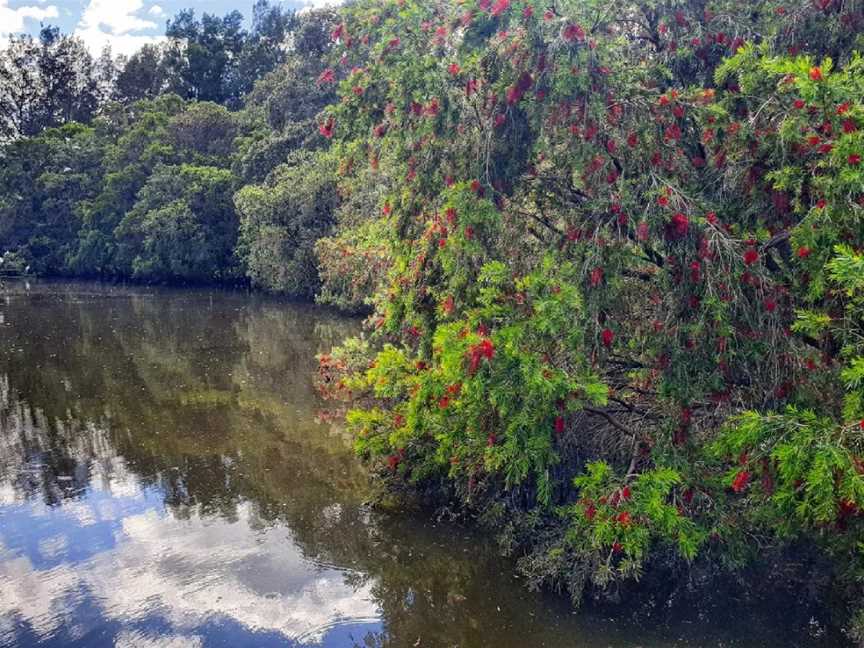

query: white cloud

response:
[147,4,164,18]
[296,0,344,12]
[74,0,162,56]
[0,1,59,40]
[0,502,380,644]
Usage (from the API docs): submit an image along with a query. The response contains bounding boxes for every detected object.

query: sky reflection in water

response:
[0,281,849,648]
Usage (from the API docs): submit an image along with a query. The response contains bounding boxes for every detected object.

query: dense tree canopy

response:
[310,0,864,638]
[0,5,340,292]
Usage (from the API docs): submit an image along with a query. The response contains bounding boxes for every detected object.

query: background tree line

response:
[0,0,375,309]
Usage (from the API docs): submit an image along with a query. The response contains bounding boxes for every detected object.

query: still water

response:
[0,280,849,647]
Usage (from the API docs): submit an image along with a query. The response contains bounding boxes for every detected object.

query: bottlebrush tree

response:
[316,0,864,633]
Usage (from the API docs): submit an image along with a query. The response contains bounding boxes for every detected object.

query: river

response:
[0,280,848,647]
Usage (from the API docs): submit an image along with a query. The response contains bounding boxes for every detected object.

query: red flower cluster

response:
[667,213,689,240]
[743,248,759,265]
[319,116,335,139]
[554,416,565,435]
[731,470,751,493]
[468,338,495,373]
[506,72,533,105]
[602,328,614,348]
[317,68,335,84]
[490,0,510,17]
[562,23,585,42]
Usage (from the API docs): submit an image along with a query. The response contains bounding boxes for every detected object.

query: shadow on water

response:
[0,280,850,647]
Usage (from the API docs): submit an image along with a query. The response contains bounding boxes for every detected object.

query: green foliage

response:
[115,164,240,282]
[235,152,337,297]
[315,0,864,624]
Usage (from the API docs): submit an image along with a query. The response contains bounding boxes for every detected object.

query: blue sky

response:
[0,0,339,56]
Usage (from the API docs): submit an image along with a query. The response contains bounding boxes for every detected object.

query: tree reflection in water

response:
[0,281,846,648]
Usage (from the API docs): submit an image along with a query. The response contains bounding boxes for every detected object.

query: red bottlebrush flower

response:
[352,85,364,96]
[657,195,670,207]
[689,261,701,283]
[523,5,534,18]
[490,0,510,16]
[562,22,586,42]
[590,266,604,287]
[373,123,388,138]
[837,102,851,115]
[330,23,346,42]
[445,208,457,225]
[388,37,401,50]
[601,328,614,348]
[448,62,461,76]
[819,143,833,154]
[584,503,597,520]
[764,298,777,312]
[664,123,682,142]
[627,132,638,148]
[318,116,335,139]
[621,486,631,501]
[442,294,455,314]
[636,221,650,242]
[471,180,484,196]
[464,226,474,240]
[793,99,805,109]
[382,203,391,216]
[668,213,690,240]
[487,433,497,447]
[849,154,862,165]
[494,113,506,128]
[317,68,335,84]
[731,470,751,493]
[706,212,718,225]
[554,416,565,435]
[797,245,812,259]
[743,248,759,266]
[843,119,858,133]
[809,66,823,81]
[673,104,685,119]
[468,339,496,373]
[387,454,400,471]
[617,511,632,526]
[438,396,450,409]
[506,71,533,105]
[816,199,827,209]
[394,414,405,428]
[612,541,623,554]
[606,139,617,154]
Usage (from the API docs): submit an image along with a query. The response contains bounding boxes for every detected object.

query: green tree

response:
[314,0,864,633]
[235,152,338,297]
[115,164,240,282]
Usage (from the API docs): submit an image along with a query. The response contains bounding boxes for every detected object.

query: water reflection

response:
[0,281,849,647]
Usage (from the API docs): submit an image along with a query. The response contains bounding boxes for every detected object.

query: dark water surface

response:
[0,280,848,647]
